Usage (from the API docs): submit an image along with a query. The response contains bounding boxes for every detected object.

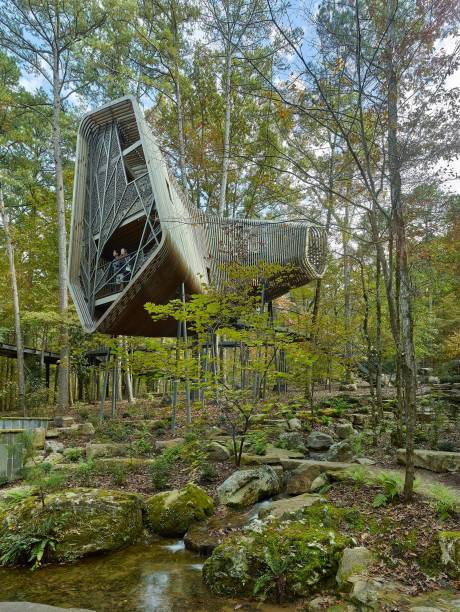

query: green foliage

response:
[426,484,459,520]
[74,460,97,486]
[78,407,90,421]
[23,463,66,508]
[0,516,60,569]
[0,488,33,510]
[149,447,181,491]
[129,433,153,457]
[199,462,217,483]
[246,431,268,456]
[372,472,403,507]
[108,462,129,487]
[97,420,132,442]
[253,541,290,602]
[65,448,83,463]
[346,466,370,486]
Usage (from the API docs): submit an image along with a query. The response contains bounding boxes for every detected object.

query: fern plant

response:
[0,517,60,570]
[372,472,403,507]
[427,484,459,520]
[253,542,290,602]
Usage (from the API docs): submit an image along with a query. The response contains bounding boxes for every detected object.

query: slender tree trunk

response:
[375,256,383,418]
[343,202,353,383]
[52,47,69,413]
[218,46,232,217]
[386,0,418,500]
[0,191,26,414]
[124,339,135,405]
[174,75,188,190]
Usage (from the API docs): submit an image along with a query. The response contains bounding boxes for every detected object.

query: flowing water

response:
[0,538,286,612]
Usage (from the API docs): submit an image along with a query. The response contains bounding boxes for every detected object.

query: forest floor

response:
[1,385,460,606]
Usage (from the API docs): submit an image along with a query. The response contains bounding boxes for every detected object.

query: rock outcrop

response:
[145,483,214,536]
[217,466,281,509]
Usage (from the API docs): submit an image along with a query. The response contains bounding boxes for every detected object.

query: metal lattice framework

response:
[68,96,327,337]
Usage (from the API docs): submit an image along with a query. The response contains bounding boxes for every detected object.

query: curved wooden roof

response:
[68,96,327,337]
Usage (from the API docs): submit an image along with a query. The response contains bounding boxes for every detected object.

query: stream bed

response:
[0,538,286,612]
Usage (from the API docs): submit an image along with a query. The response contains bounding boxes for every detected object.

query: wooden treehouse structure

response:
[68,96,327,338]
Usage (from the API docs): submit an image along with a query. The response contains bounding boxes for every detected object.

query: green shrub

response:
[129,434,153,457]
[65,448,83,463]
[199,462,217,483]
[149,447,180,490]
[78,407,90,421]
[246,431,268,456]
[426,483,459,520]
[23,463,66,509]
[74,460,97,486]
[0,516,61,569]
[372,472,403,507]
[97,420,131,442]
[108,463,129,486]
[437,440,456,452]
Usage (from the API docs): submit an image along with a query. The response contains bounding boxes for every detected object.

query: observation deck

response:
[68,96,327,337]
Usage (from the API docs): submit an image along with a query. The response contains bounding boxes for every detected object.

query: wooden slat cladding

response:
[69,96,328,337]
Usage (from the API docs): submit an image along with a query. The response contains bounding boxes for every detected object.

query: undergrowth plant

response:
[149,446,181,490]
[426,483,459,520]
[372,472,404,507]
[247,431,268,456]
[0,516,62,570]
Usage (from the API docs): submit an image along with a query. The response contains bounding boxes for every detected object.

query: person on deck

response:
[119,247,132,283]
[111,250,122,285]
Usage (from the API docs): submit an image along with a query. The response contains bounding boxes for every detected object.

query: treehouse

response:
[68,96,327,337]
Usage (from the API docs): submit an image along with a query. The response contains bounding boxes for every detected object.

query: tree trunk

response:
[386,0,418,500]
[52,46,69,413]
[218,46,232,217]
[343,202,353,382]
[174,75,188,191]
[0,191,26,414]
[375,256,383,418]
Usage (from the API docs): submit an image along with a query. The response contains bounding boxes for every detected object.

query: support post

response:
[99,350,110,422]
[181,283,192,425]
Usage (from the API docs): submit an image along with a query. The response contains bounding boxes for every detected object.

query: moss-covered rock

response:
[217,466,281,509]
[438,531,460,577]
[202,510,353,601]
[0,488,143,564]
[145,483,214,537]
[336,547,375,590]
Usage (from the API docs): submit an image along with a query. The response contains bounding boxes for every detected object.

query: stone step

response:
[397,448,460,473]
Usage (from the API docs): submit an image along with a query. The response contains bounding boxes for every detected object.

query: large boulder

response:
[44,440,64,454]
[335,422,357,440]
[286,460,353,495]
[326,441,355,462]
[32,427,46,449]
[217,466,281,509]
[154,438,184,453]
[145,483,214,537]
[439,531,460,577]
[306,431,333,450]
[258,493,322,520]
[277,431,306,453]
[206,441,231,462]
[397,449,460,473]
[86,443,130,460]
[77,422,95,436]
[240,445,304,466]
[203,504,353,601]
[287,418,302,431]
[336,547,375,590]
[184,507,257,554]
[54,416,74,428]
[0,488,143,564]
